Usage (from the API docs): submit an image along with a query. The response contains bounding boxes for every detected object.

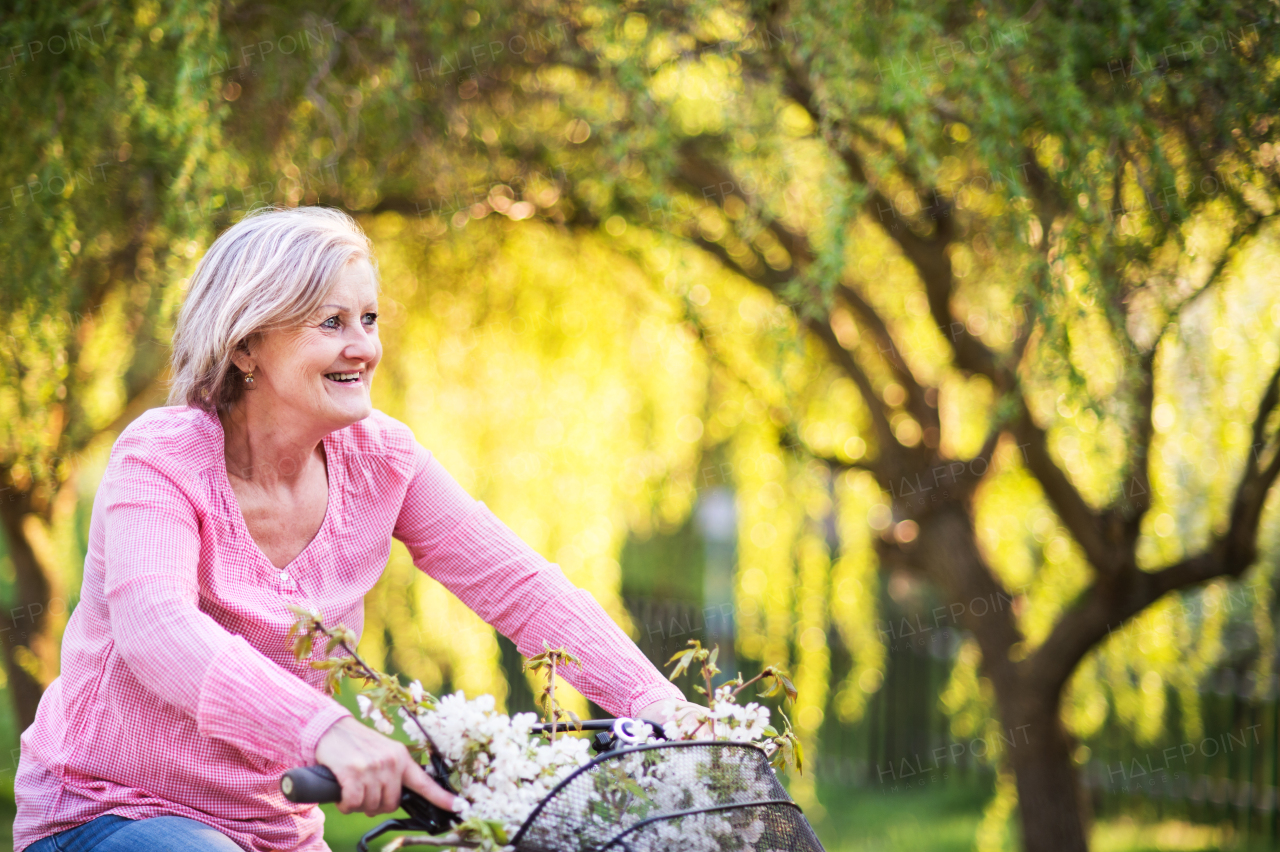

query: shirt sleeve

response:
[393,440,684,718]
[101,432,351,767]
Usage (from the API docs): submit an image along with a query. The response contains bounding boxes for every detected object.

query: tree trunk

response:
[908,502,1093,851]
[1000,694,1090,852]
[0,492,58,731]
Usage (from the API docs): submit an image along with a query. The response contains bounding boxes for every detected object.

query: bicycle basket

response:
[511,740,826,852]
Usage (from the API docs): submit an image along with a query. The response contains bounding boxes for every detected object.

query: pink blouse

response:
[13,405,682,851]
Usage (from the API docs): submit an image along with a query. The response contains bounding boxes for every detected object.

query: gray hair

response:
[167,206,379,413]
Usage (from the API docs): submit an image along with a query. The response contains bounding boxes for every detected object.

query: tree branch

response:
[1029,355,1280,696]
[778,428,874,475]
[774,34,1123,591]
[1119,348,1157,535]
[667,146,925,468]
[1164,213,1267,328]
[1012,411,1116,572]
[802,314,900,460]
[1118,214,1271,541]
[679,223,899,462]
[833,283,938,431]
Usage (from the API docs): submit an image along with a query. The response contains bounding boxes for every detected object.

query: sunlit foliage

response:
[6,3,1280,847]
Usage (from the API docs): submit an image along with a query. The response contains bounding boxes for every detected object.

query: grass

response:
[1,773,1277,851]
[1093,817,1237,852]
[317,780,994,851]
[315,773,994,851]
[320,804,403,850]
[806,781,1280,852]
[810,780,992,852]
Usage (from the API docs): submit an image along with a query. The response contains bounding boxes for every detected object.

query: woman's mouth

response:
[324,371,363,384]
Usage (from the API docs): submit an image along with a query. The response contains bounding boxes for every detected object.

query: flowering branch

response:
[665,639,804,773]
[286,613,597,852]
[286,605,442,758]
[733,665,799,703]
[523,641,582,742]
[285,612,806,852]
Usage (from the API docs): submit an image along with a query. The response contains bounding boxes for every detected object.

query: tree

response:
[0,1,226,728]
[10,2,1280,849]
[248,0,1278,847]
[480,2,1278,849]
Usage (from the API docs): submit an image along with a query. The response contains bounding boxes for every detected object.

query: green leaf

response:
[667,649,697,679]
[564,709,583,731]
[778,673,798,703]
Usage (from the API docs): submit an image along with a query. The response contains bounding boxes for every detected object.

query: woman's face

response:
[239,258,382,435]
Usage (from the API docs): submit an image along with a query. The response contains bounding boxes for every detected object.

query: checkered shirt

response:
[13,405,682,851]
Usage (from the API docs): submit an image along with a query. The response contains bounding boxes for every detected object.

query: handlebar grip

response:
[281,765,342,804]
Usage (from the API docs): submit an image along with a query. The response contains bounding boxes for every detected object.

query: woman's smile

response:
[233,257,383,438]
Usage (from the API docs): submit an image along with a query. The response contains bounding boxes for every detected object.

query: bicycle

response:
[282,717,827,852]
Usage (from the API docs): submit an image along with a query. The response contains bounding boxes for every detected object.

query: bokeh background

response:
[2,2,1280,851]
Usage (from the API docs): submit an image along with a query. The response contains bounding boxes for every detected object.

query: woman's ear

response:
[230,340,256,376]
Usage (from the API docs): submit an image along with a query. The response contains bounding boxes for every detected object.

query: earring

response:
[244,371,255,387]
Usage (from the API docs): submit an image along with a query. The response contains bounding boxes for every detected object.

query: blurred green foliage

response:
[3,1,1280,849]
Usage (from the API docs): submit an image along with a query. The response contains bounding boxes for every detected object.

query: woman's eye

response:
[321,316,340,329]
[363,312,378,325]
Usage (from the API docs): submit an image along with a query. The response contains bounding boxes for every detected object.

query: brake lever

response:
[356,750,460,852]
[397,750,460,833]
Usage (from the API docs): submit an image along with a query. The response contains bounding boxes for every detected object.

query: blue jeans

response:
[25,814,243,852]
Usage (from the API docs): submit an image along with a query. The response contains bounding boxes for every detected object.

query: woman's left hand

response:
[634,698,714,739]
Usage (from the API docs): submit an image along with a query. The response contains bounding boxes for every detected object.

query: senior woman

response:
[14,206,694,852]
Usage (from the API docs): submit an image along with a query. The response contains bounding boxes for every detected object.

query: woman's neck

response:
[217,400,329,488]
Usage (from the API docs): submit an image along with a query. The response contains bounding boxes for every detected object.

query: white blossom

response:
[390,687,781,852]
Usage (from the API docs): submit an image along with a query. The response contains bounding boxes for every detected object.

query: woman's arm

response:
[101,433,351,767]
[393,440,685,718]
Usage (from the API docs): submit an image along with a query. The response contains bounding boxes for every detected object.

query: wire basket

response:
[511,740,826,852]
[281,720,827,852]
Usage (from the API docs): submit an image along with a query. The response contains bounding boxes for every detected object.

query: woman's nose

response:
[343,324,379,362]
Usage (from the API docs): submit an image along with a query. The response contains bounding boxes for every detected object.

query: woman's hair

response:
[167,206,379,413]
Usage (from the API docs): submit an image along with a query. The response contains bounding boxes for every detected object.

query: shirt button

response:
[279,571,289,581]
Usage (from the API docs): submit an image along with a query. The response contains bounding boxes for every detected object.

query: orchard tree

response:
[250,1,1280,848]
[0,1,227,727]
[491,2,1279,849]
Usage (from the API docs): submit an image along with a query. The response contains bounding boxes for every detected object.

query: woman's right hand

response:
[314,716,460,817]
[636,697,715,739]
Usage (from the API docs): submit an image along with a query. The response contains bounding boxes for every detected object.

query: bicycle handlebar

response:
[280,717,665,804]
[281,764,342,804]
